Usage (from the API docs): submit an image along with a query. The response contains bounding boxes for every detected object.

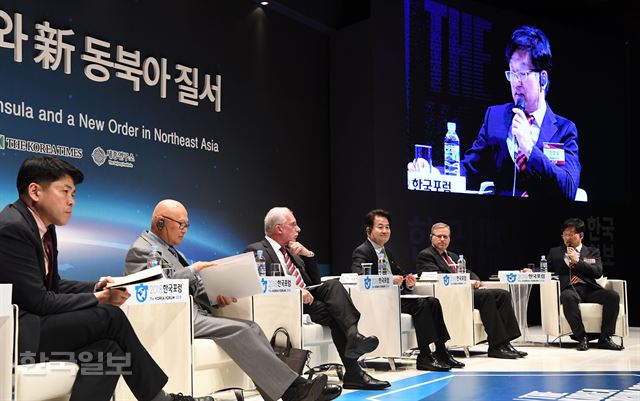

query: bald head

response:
[151,199,189,246]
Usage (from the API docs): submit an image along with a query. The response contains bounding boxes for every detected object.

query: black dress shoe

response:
[416,354,451,371]
[317,384,342,401]
[342,370,390,390]
[576,336,589,351]
[435,351,465,368]
[487,344,519,359]
[169,393,214,401]
[504,343,528,357]
[344,334,379,359]
[283,374,328,401]
[597,336,624,351]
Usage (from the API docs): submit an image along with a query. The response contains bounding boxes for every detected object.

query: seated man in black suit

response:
[0,156,210,401]
[351,209,464,371]
[246,207,390,390]
[416,222,526,359]
[547,218,623,351]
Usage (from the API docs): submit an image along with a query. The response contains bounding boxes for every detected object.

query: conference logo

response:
[0,134,4,150]
[91,146,136,168]
[506,273,517,284]
[91,147,107,166]
[135,283,149,303]
[261,277,268,293]
[364,276,372,290]
[443,275,451,286]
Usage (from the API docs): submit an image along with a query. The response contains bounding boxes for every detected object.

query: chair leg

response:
[387,358,397,371]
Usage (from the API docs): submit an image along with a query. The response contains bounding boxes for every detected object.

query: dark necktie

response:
[442,251,457,273]
[515,114,536,172]
[169,246,189,267]
[42,230,55,288]
[281,247,305,288]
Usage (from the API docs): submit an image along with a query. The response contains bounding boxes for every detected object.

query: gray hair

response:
[430,222,450,235]
[264,207,291,234]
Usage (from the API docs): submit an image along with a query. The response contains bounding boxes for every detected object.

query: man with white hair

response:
[246,207,390,390]
[125,200,336,401]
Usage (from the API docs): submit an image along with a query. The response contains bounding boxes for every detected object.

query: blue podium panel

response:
[338,372,640,401]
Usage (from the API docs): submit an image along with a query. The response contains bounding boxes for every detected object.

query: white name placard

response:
[125,279,189,305]
[258,276,295,295]
[438,273,469,287]
[339,273,359,286]
[357,275,393,291]
[498,271,551,284]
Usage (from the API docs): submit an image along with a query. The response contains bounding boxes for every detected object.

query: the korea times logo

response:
[0,134,5,150]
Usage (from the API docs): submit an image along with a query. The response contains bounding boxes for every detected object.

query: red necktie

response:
[442,251,457,273]
[515,114,536,172]
[42,231,55,288]
[281,247,305,288]
[570,262,581,284]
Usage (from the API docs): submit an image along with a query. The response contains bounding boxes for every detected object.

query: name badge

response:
[584,258,596,264]
[543,142,566,165]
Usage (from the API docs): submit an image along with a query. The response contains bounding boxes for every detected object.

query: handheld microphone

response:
[511,98,526,196]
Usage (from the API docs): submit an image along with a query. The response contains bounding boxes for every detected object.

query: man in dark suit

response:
[0,156,210,401]
[416,222,525,359]
[246,207,390,390]
[461,26,580,200]
[125,199,335,401]
[351,209,464,371]
[547,218,623,351]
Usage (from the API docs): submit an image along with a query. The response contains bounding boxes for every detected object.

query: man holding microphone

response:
[546,218,623,351]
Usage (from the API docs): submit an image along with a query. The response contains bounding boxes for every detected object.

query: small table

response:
[498,271,551,345]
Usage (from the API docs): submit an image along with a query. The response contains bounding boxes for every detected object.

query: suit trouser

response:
[304,279,361,373]
[560,283,620,338]
[401,297,450,351]
[36,304,167,401]
[473,288,521,346]
[194,309,298,401]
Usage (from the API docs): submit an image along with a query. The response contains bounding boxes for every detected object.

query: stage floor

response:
[234,326,640,401]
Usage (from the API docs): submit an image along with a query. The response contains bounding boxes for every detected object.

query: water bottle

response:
[539,255,548,273]
[444,122,460,176]
[255,250,267,276]
[378,254,388,276]
[457,254,466,274]
[147,245,164,275]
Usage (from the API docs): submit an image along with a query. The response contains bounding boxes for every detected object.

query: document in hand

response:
[198,251,263,305]
[106,266,164,288]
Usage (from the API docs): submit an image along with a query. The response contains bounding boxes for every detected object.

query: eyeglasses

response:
[505,70,539,82]
[561,232,579,239]
[432,234,450,240]
[162,215,190,230]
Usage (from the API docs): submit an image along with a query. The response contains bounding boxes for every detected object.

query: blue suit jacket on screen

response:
[461,102,581,200]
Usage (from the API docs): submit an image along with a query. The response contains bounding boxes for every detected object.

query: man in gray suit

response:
[125,200,340,401]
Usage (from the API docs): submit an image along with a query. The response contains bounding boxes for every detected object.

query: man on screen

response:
[125,199,338,401]
[546,218,623,351]
[416,222,526,359]
[460,25,581,199]
[246,207,391,390]
[0,156,211,401]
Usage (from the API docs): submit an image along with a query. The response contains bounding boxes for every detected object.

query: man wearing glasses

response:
[546,218,623,351]
[460,25,581,200]
[416,222,525,359]
[125,200,337,401]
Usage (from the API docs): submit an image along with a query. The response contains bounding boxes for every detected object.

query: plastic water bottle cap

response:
[447,122,456,131]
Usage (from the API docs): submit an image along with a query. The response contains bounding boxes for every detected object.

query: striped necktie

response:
[442,251,457,273]
[42,231,55,288]
[515,114,536,172]
[281,247,305,288]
